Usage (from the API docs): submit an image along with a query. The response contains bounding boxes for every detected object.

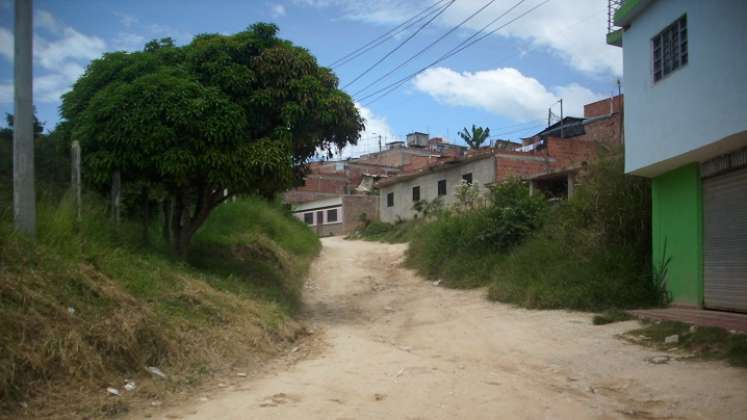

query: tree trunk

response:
[167,188,230,258]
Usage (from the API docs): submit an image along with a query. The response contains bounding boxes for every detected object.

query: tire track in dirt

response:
[141,237,747,420]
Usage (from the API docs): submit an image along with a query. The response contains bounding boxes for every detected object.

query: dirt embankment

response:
[142,237,747,420]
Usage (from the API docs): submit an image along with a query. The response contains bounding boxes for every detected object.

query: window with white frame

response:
[326,208,338,223]
[303,212,314,225]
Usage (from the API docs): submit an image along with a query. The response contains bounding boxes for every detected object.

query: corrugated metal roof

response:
[292,196,343,212]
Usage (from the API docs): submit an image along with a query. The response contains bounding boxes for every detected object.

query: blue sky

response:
[0,0,622,156]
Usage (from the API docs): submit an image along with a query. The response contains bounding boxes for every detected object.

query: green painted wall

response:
[652,163,703,307]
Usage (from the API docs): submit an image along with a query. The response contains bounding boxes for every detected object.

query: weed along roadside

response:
[0,196,321,419]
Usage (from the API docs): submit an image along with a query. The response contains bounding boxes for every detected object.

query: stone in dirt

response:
[146,366,167,379]
[647,355,671,365]
[107,387,121,396]
[664,334,679,344]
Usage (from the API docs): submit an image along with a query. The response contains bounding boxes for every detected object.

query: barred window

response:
[652,15,687,82]
[437,179,447,196]
[412,186,420,202]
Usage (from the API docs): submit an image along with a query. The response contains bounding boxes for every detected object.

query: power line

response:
[342,0,456,89]
[489,123,545,138]
[329,0,451,69]
[357,0,552,105]
[352,0,527,98]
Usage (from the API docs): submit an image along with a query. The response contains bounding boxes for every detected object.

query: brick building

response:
[374,95,624,220]
[284,133,466,235]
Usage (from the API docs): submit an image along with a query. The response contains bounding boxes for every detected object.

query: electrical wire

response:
[356,0,552,105]
[352,0,528,98]
[342,0,456,89]
[329,0,451,69]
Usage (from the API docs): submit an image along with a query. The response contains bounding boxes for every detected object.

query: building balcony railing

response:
[607,0,625,47]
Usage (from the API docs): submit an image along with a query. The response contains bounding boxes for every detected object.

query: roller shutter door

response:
[703,167,747,312]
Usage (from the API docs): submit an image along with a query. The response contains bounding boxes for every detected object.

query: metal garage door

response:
[703,167,747,312]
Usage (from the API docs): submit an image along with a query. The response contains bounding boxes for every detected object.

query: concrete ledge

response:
[628,308,747,333]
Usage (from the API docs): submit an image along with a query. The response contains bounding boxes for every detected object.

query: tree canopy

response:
[60,24,364,255]
[458,125,490,150]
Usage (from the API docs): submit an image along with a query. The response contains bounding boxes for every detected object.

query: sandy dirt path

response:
[150,237,747,420]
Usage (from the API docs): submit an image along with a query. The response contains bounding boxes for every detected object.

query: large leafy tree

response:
[458,124,490,150]
[61,25,363,256]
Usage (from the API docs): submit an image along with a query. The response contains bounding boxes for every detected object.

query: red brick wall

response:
[294,174,349,195]
[283,190,340,204]
[584,95,623,118]
[581,114,622,145]
[546,137,601,167]
[495,154,555,183]
[342,195,379,233]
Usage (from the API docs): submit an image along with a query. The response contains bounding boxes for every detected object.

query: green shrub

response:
[405,178,542,288]
[477,179,546,251]
[488,151,662,310]
[406,211,501,288]
[353,219,421,244]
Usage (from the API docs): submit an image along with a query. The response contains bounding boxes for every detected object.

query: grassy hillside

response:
[0,193,319,419]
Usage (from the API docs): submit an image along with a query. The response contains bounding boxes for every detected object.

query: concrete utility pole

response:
[13,0,35,237]
[559,99,564,138]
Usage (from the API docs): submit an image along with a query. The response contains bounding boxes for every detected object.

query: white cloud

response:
[147,23,192,45]
[337,103,397,158]
[113,32,146,51]
[114,12,139,28]
[0,28,12,61]
[270,3,287,18]
[34,27,106,70]
[413,66,603,121]
[296,0,621,76]
[36,10,63,35]
[0,82,11,103]
[0,10,106,104]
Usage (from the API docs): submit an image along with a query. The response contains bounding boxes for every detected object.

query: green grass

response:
[625,321,747,367]
[0,191,319,418]
[486,232,660,311]
[350,219,422,244]
[405,211,502,288]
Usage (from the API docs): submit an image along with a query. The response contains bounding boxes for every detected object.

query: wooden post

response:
[71,141,81,222]
[111,171,121,224]
[567,172,576,198]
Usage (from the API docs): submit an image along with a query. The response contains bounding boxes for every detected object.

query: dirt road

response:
[153,238,747,420]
